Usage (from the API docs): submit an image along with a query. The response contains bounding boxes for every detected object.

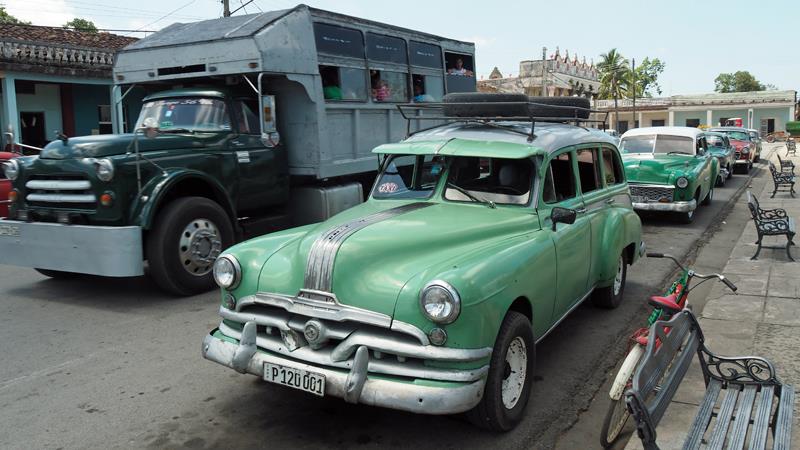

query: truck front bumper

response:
[202,328,486,415]
[0,220,143,276]
[632,199,697,213]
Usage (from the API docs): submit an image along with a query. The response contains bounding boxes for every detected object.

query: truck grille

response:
[25,175,96,208]
[629,184,674,202]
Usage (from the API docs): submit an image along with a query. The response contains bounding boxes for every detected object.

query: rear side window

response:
[319,65,367,101]
[601,148,624,186]
[314,23,364,58]
[576,148,601,194]
[543,152,576,204]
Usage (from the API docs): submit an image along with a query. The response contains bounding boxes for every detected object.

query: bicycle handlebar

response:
[647,252,737,292]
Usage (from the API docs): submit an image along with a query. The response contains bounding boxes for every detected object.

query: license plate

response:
[631,195,646,203]
[263,363,325,397]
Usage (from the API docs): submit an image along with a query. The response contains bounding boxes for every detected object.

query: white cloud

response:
[7,0,79,27]
[460,35,497,49]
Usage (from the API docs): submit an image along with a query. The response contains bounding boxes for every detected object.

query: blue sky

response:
[7,0,798,95]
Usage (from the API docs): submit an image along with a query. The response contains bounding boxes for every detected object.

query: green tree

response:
[597,48,629,130]
[64,18,98,33]
[628,57,665,98]
[0,6,31,24]
[714,71,766,93]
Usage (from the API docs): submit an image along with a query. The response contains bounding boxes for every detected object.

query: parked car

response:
[0,151,16,218]
[746,128,763,162]
[201,94,645,431]
[705,131,735,186]
[708,127,756,172]
[620,127,719,223]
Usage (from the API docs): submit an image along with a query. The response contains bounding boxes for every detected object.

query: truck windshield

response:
[372,154,445,200]
[135,98,231,132]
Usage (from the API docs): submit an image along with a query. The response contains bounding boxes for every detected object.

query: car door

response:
[540,149,593,321]
[575,146,608,284]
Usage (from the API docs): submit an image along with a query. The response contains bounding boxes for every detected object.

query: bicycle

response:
[599,252,737,448]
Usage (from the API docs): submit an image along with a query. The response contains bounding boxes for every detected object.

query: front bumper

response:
[632,199,697,213]
[734,157,752,165]
[202,329,486,415]
[0,220,143,276]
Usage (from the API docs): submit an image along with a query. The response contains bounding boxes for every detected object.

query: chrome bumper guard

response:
[202,327,487,415]
[632,199,697,213]
[719,167,730,179]
[0,220,143,276]
[734,158,751,164]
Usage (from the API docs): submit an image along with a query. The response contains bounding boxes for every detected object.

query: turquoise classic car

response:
[620,127,719,223]
[201,95,644,431]
[705,131,736,186]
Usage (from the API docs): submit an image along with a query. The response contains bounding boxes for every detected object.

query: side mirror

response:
[551,207,577,231]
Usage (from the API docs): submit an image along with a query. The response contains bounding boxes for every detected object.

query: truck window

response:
[366,32,407,64]
[135,98,230,132]
[313,23,364,59]
[320,65,367,101]
[232,100,259,134]
[445,52,476,93]
[370,70,408,103]
[410,41,442,69]
[411,74,443,103]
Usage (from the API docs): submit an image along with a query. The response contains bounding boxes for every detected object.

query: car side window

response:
[601,148,624,186]
[576,148,601,194]
[696,137,707,155]
[543,152,576,204]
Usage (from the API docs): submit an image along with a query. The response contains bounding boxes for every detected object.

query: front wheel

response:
[701,186,713,205]
[146,197,234,296]
[716,173,725,187]
[727,164,733,179]
[467,311,535,431]
[600,396,631,448]
[591,254,627,309]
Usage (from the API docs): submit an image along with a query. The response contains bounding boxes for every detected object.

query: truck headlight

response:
[213,255,241,290]
[676,177,689,189]
[3,159,19,181]
[95,158,114,182]
[419,280,461,324]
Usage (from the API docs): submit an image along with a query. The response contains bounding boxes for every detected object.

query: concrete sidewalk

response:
[626,145,800,449]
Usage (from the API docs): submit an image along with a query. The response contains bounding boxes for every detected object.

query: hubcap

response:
[613,256,624,296]
[178,218,222,276]
[501,336,527,409]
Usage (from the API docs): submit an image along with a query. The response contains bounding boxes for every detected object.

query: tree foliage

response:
[630,57,665,98]
[597,48,629,102]
[64,18,98,33]
[0,7,31,25]
[714,71,766,93]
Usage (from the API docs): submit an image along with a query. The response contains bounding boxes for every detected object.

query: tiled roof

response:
[0,23,137,50]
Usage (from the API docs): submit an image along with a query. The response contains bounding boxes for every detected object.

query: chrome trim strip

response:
[238,292,393,329]
[26,193,96,203]
[632,199,697,213]
[628,183,675,190]
[391,320,430,346]
[304,203,433,292]
[535,285,595,344]
[26,180,91,190]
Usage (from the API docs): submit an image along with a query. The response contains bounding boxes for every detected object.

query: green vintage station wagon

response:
[620,127,719,223]
[202,95,644,430]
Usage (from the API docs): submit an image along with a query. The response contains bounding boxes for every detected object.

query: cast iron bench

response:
[768,162,796,198]
[775,154,795,174]
[747,192,795,261]
[626,309,794,450]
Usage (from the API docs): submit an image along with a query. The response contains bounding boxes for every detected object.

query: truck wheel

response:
[146,197,233,296]
[467,311,535,431]
[35,268,78,279]
[591,253,627,309]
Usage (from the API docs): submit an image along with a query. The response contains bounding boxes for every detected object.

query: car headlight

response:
[95,158,114,182]
[741,146,750,154]
[676,177,689,189]
[3,159,19,181]
[419,280,461,324]
[213,255,241,290]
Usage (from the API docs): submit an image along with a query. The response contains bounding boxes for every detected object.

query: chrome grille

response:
[25,175,96,208]
[629,184,674,202]
[735,151,742,160]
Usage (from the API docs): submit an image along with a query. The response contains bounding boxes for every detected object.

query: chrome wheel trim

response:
[612,256,624,296]
[178,217,222,277]
[501,336,527,409]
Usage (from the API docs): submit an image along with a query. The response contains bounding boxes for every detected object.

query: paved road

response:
[0,156,765,450]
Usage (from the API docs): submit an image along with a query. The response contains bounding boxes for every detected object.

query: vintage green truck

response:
[0,6,476,295]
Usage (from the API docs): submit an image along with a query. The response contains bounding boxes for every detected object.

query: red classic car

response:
[708,127,755,173]
[0,151,18,218]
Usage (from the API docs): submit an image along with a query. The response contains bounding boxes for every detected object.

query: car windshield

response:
[372,154,446,200]
[135,98,231,132]
[717,130,749,141]
[444,156,533,206]
[620,134,694,154]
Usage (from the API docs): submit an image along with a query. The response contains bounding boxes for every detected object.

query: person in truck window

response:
[371,71,391,102]
[413,84,434,103]
[448,58,473,77]
[320,66,342,100]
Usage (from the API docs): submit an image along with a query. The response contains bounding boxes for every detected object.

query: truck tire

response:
[35,268,79,279]
[527,96,591,119]
[146,196,234,296]
[467,311,535,431]
[443,93,529,117]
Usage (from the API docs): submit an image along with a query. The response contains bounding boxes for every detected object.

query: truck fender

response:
[129,168,237,230]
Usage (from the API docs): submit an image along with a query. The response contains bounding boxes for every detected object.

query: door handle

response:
[606,198,616,205]
[576,207,587,214]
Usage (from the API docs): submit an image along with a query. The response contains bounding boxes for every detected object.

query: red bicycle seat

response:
[648,293,682,313]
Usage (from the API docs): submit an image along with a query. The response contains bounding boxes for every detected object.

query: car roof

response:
[621,126,703,139]
[373,121,617,158]
[708,127,748,132]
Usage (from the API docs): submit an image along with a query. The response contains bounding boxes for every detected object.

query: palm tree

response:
[597,49,629,131]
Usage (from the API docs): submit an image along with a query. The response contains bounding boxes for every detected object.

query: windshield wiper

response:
[159,127,195,134]
[447,182,496,209]
[666,151,691,155]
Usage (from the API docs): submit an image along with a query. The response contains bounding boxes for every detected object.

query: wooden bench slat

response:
[747,385,775,450]
[774,384,795,450]
[682,379,723,450]
[708,386,740,449]
[726,384,758,450]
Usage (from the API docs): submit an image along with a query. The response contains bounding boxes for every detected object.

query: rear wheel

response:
[716,173,725,187]
[34,268,79,279]
[467,311,535,431]
[726,164,733,179]
[146,196,234,296]
[701,186,714,205]
[592,254,627,309]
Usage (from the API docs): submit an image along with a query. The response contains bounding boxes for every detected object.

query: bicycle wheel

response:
[600,342,644,447]
[600,393,631,448]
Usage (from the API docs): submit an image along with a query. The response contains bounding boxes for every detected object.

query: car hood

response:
[623,153,693,184]
[728,139,749,150]
[38,133,213,159]
[257,200,536,317]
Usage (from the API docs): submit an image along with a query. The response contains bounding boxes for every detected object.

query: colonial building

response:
[596,90,798,134]
[478,47,600,98]
[0,23,143,148]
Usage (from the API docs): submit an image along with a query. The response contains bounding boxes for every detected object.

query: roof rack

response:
[396,101,610,143]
